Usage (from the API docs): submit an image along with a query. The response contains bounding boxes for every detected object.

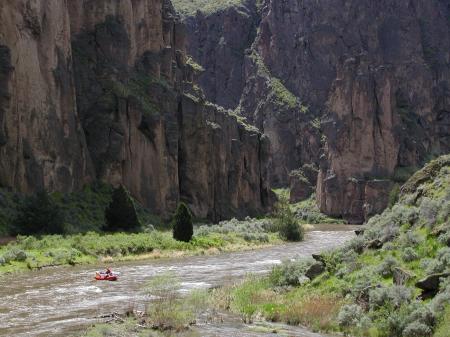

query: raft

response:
[95,272,118,281]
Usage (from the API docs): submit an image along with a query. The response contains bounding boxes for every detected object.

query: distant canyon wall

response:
[180,0,450,223]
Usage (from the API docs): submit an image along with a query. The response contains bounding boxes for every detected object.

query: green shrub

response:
[402,322,432,337]
[389,184,401,208]
[270,259,313,287]
[369,286,412,310]
[2,248,27,263]
[377,256,399,278]
[12,191,65,235]
[274,196,304,242]
[145,272,195,330]
[172,203,193,242]
[402,247,419,262]
[104,185,140,232]
[337,304,364,329]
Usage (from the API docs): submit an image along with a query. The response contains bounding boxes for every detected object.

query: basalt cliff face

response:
[178,0,450,223]
[0,0,271,221]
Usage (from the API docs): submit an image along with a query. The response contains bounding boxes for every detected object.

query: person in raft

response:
[105,267,112,275]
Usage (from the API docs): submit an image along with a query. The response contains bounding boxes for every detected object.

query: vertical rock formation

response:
[0,0,271,221]
[0,0,93,193]
[180,0,259,110]
[177,0,450,223]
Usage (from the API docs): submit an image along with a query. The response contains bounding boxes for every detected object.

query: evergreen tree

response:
[12,190,65,235]
[172,203,193,242]
[275,195,304,242]
[104,185,140,232]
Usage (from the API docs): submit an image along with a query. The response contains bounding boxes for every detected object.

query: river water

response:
[0,225,356,337]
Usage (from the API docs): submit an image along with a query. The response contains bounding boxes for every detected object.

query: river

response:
[0,225,356,337]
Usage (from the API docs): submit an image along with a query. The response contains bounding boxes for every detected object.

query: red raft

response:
[95,272,118,281]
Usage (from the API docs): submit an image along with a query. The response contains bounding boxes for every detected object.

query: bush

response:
[145,272,195,330]
[172,203,193,242]
[389,184,401,208]
[337,304,364,328]
[402,322,432,337]
[2,248,27,263]
[369,286,412,310]
[270,259,313,287]
[425,247,450,274]
[377,256,399,278]
[419,198,440,228]
[274,196,304,242]
[346,236,366,254]
[104,185,141,232]
[402,247,419,262]
[12,191,65,235]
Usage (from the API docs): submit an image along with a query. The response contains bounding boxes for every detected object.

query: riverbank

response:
[0,217,284,275]
[0,227,355,337]
[211,155,450,337]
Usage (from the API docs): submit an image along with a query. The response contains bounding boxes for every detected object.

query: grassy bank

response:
[0,217,282,274]
[212,155,450,337]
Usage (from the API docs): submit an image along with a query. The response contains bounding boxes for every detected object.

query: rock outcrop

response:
[0,0,271,221]
[176,0,450,223]
[181,0,259,110]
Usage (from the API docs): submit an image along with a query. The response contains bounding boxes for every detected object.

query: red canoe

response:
[95,272,118,281]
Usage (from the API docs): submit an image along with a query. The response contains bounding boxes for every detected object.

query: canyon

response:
[0,0,449,224]
[0,0,271,221]
[178,0,450,223]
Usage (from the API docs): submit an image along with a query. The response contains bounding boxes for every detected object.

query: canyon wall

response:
[0,0,271,221]
[179,0,450,223]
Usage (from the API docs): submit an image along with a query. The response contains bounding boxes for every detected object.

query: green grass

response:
[434,305,450,337]
[0,220,282,274]
[172,0,245,16]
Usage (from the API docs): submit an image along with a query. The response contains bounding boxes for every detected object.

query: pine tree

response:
[172,203,193,242]
[104,185,140,232]
[12,190,65,235]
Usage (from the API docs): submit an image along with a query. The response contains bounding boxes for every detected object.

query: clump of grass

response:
[145,272,195,330]
[283,295,342,331]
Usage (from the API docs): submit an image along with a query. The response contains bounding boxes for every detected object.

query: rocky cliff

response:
[176,0,450,223]
[0,0,271,221]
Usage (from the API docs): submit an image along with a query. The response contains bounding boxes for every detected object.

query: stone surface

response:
[0,0,271,221]
[416,273,450,292]
[393,267,413,286]
[289,165,318,203]
[367,239,383,250]
[181,0,259,110]
[305,261,325,280]
[178,0,450,223]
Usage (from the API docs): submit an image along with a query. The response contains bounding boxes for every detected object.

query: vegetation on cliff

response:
[172,0,245,16]
[213,155,450,337]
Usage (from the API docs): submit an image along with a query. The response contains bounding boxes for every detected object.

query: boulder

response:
[312,253,326,265]
[367,239,383,250]
[393,267,413,286]
[305,262,325,280]
[416,273,450,292]
[355,228,365,236]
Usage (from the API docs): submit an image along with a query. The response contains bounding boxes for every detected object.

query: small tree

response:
[274,195,304,242]
[12,190,65,235]
[104,185,140,232]
[172,203,193,242]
